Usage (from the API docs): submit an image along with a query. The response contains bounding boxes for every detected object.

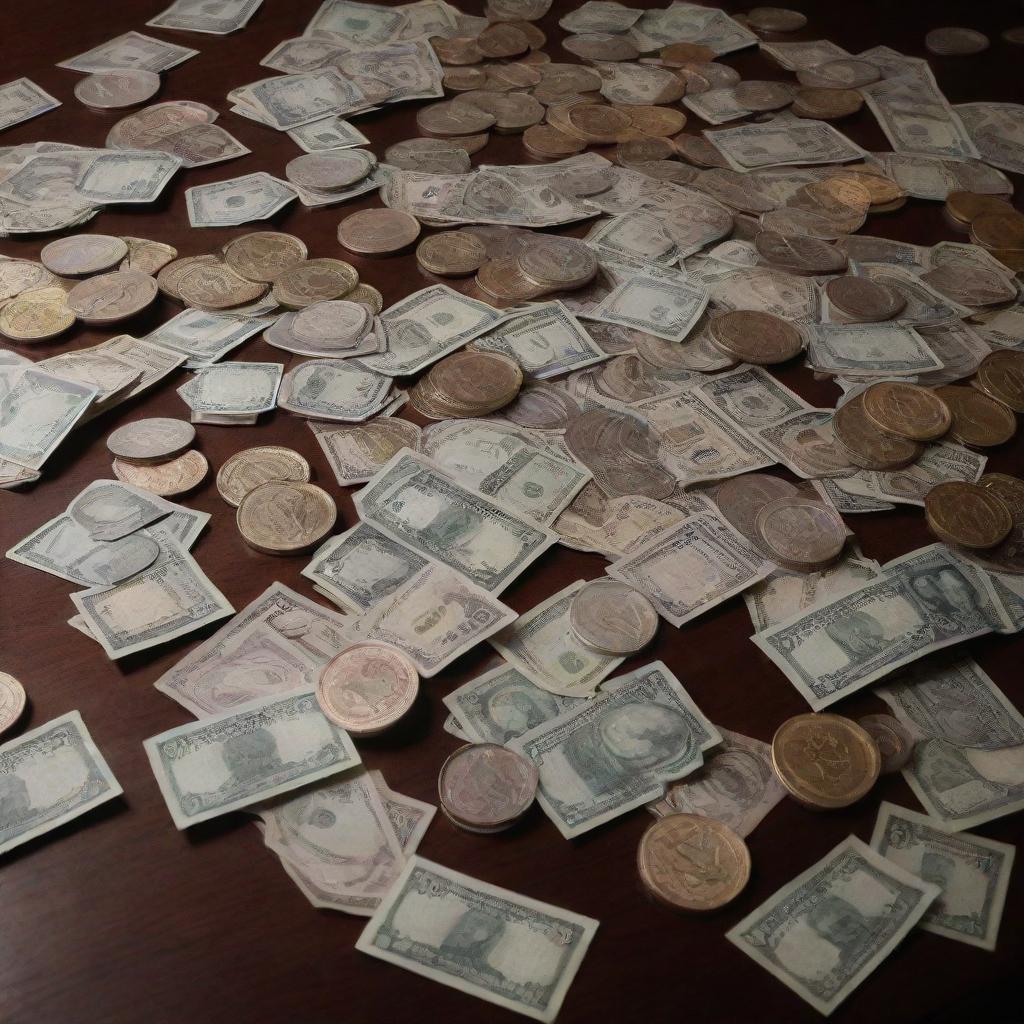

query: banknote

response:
[74,151,181,205]
[147,0,263,33]
[71,539,234,659]
[708,120,868,172]
[185,172,297,227]
[815,475,895,514]
[585,212,680,264]
[278,360,395,422]
[753,410,853,479]
[355,449,558,594]
[58,30,199,72]
[262,36,358,73]
[356,856,598,1023]
[698,364,808,432]
[0,711,122,856]
[489,580,624,697]
[0,368,97,471]
[630,2,756,55]
[587,273,709,343]
[0,78,60,132]
[554,493,689,558]
[154,582,353,715]
[753,544,1010,709]
[443,663,584,745]
[862,71,979,160]
[421,420,590,526]
[177,361,282,415]
[561,0,643,32]
[68,478,179,541]
[258,768,407,915]
[648,727,786,837]
[842,443,987,507]
[805,322,942,377]
[360,285,502,377]
[876,654,1024,750]
[954,102,1024,174]
[610,513,773,628]
[332,41,443,106]
[870,801,1015,951]
[688,263,820,321]
[304,0,410,43]
[759,38,850,70]
[511,661,720,838]
[351,561,517,677]
[145,309,274,367]
[145,690,360,829]
[471,302,609,379]
[683,87,753,124]
[309,419,423,487]
[874,151,1012,201]
[727,836,939,1016]
[37,349,139,405]
[367,770,436,852]
[915,320,993,387]
[287,115,370,152]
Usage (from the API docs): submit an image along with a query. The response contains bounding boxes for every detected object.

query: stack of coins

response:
[955,473,1024,575]
[857,714,915,773]
[772,713,881,809]
[284,149,378,205]
[833,393,924,470]
[934,385,1017,447]
[475,234,597,303]
[236,480,337,555]
[968,208,1024,272]
[754,496,847,572]
[569,579,659,654]
[415,230,488,277]
[943,190,1013,234]
[438,743,539,833]
[316,643,419,736]
[215,446,312,507]
[107,417,208,496]
[265,299,379,358]
[924,480,1013,549]
[410,350,523,418]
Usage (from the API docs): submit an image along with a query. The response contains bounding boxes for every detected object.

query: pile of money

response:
[108,416,208,496]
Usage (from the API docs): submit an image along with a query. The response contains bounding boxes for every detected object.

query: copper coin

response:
[74,69,160,109]
[107,417,196,464]
[415,230,487,276]
[734,80,796,112]
[112,449,208,496]
[1003,26,1024,44]
[236,480,337,555]
[40,234,128,277]
[316,643,419,735]
[970,211,1024,251]
[772,713,880,810]
[832,394,924,470]
[925,480,1013,549]
[416,100,496,136]
[754,231,847,275]
[272,258,358,308]
[177,262,267,311]
[562,102,633,143]
[432,35,484,65]
[452,90,544,132]
[660,42,716,63]
[120,237,178,275]
[221,231,308,284]
[67,269,157,325]
[517,236,597,290]
[673,133,729,168]
[475,255,548,302]
[925,26,990,55]
[443,66,487,91]
[477,23,530,58]
[0,297,75,343]
[796,58,880,89]
[617,104,687,137]
[792,86,863,120]
[862,382,953,442]
[0,672,27,737]
[824,276,905,322]
[972,350,1024,412]
[523,123,586,158]
[944,190,1012,227]
[746,6,808,31]
[637,815,751,912]
[438,743,538,831]
[216,446,312,507]
[755,497,846,571]
[958,474,1024,575]
[715,473,799,545]
[338,209,421,256]
[617,137,675,164]
[857,714,915,773]
[921,265,1016,308]
[934,385,1017,447]
[569,579,659,654]
[156,254,222,302]
[709,310,804,365]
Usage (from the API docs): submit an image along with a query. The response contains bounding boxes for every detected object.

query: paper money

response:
[683,87,753,125]
[630,2,756,55]
[309,419,423,487]
[870,801,1015,950]
[185,172,296,227]
[357,855,598,1023]
[727,836,939,1016]
[304,0,409,42]
[58,30,198,72]
[648,727,786,837]
[177,361,282,417]
[145,690,360,829]
[838,443,986,508]
[148,0,263,33]
[490,580,624,697]
[278,360,396,422]
[355,448,558,594]
[145,309,274,367]
[555,492,690,558]
[0,711,122,856]
[511,661,719,838]
[287,115,370,152]
[610,512,773,628]
[805,322,942,377]
[368,769,435,851]
[0,78,60,132]
[708,120,867,172]
[231,69,369,129]
[874,151,1012,201]
[955,102,1024,174]
[760,38,850,70]
[587,272,709,343]
[67,479,179,541]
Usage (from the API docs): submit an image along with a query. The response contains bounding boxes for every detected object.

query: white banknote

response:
[185,172,296,227]
[278,360,396,422]
[0,78,61,132]
[58,30,198,72]
[309,419,423,487]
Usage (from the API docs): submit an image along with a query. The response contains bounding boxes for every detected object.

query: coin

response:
[569,579,659,654]
[616,104,687,138]
[755,497,846,572]
[517,236,597,291]
[156,254,222,302]
[754,231,848,275]
[713,473,799,545]
[791,86,864,120]
[0,259,57,300]
[438,742,538,832]
[934,385,1017,447]
[222,231,308,283]
[454,90,544,132]
[0,297,74,343]
[236,481,337,555]
[0,672,27,737]
[477,22,530,58]
[709,310,804,365]
[637,815,751,912]
[673,133,729,168]
[1002,26,1024,44]
[772,713,880,809]
[475,255,548,302]
[416,99,496,136]
[857,714,915,774]
[969,211,1024,251]
[120,237,178,275]
[833,394,924,470]
[925,480,1013,549]
[272,258,358,308]
[797,58,880,89]
[345,283,384,314]
[384,138,472,173]
[560,102,633,144]
[177,262,266,311]
[107,417,196,464]
[921,265,1016,308]
[415,230,487,276]
[66,270,157,325]
[338,209,421,257]
[944,190,1013,228]
[112,449,208,496]
[563,32,638,61]
[216,445,312,507]
[956,474,1024,575]
[412,350,523,418]
[824,276,905,322]
[74,69,161,109]
[502,382,581,429]
[40,234,128,277]
[861,382,952,442]
[291,299,369,346]
[285,150,375,191]
[442,66,487,91]
[316,643,419,736]
[746,6,808,31]
[972,350,1024,411]
[734,80,795,112]
[432,35,483,65]
[522,123,586,158]
[925,26,990,55]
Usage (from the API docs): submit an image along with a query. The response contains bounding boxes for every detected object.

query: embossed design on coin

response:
[438,742,538,833]
[272,258,358,308]
[925,480,1013,549]
[40,235,128,277]
[236,481,337,555]
[222,231,308,283]
[972,350,1024,412]
[0,297,74,343]
[755,497,846,572]
[112,449,209,496]
[67,270,158,324]
[216,446,311,507]
[709,310,803,365]
[934,385,1016,447]
[317,643,419,735]
[416,230,488,276]
[862,382,952,442]
[569,579,659,654]
[107,417,196,464]
[833,393,924,470]
[74,69,161,109]
[338,209,421,257]
[0,673,27,737]
[825,276,905,322]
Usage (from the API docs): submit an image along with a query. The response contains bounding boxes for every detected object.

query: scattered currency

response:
[317,643,419,735]
[438,742,538,832]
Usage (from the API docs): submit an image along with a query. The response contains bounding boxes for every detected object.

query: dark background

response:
[1,1,1023,1021]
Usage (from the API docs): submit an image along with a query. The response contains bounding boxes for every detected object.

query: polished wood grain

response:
[1,1,1023,1022]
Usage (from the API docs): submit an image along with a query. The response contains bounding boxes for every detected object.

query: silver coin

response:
[107,417,196,464]
[74,70,161,110]
[0,672,27,737]
[291,300,370,345]
[40,234,129,277]
[569,579,659,654]
[67,270,158,324]
[284,150,376,191]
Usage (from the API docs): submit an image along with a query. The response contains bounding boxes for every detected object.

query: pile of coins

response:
[437,742,539,833]
[475,233,597,303]
[215,445,312,507]
[107,417,208,497]
[107,99,247,168]
[953,473,1024,575]
[569,579,659,655]
[316,643,420,736]
[961,200,1024,272]
[285,149,378,205]
[411,349,524,418]
[265,299,381,358]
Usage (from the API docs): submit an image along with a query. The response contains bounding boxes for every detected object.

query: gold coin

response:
[216,446,312,507]
[0,297,74,342]
[637,815,751,911]
[177,262,267,310]
[272,258,358,309]
[345,283,384,314]
[112,449,208,496]
[861,382,952,442]
[833,393,923,469]
[416,230,487,276]
[772,713,880,809]
[934,385,1017,447]
[924,480,1013,549]
[972,350,1024,412]
[236,481,336,555]
[222,231,308,283]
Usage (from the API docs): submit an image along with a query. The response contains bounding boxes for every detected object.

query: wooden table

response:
[1,1,1022,1021]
